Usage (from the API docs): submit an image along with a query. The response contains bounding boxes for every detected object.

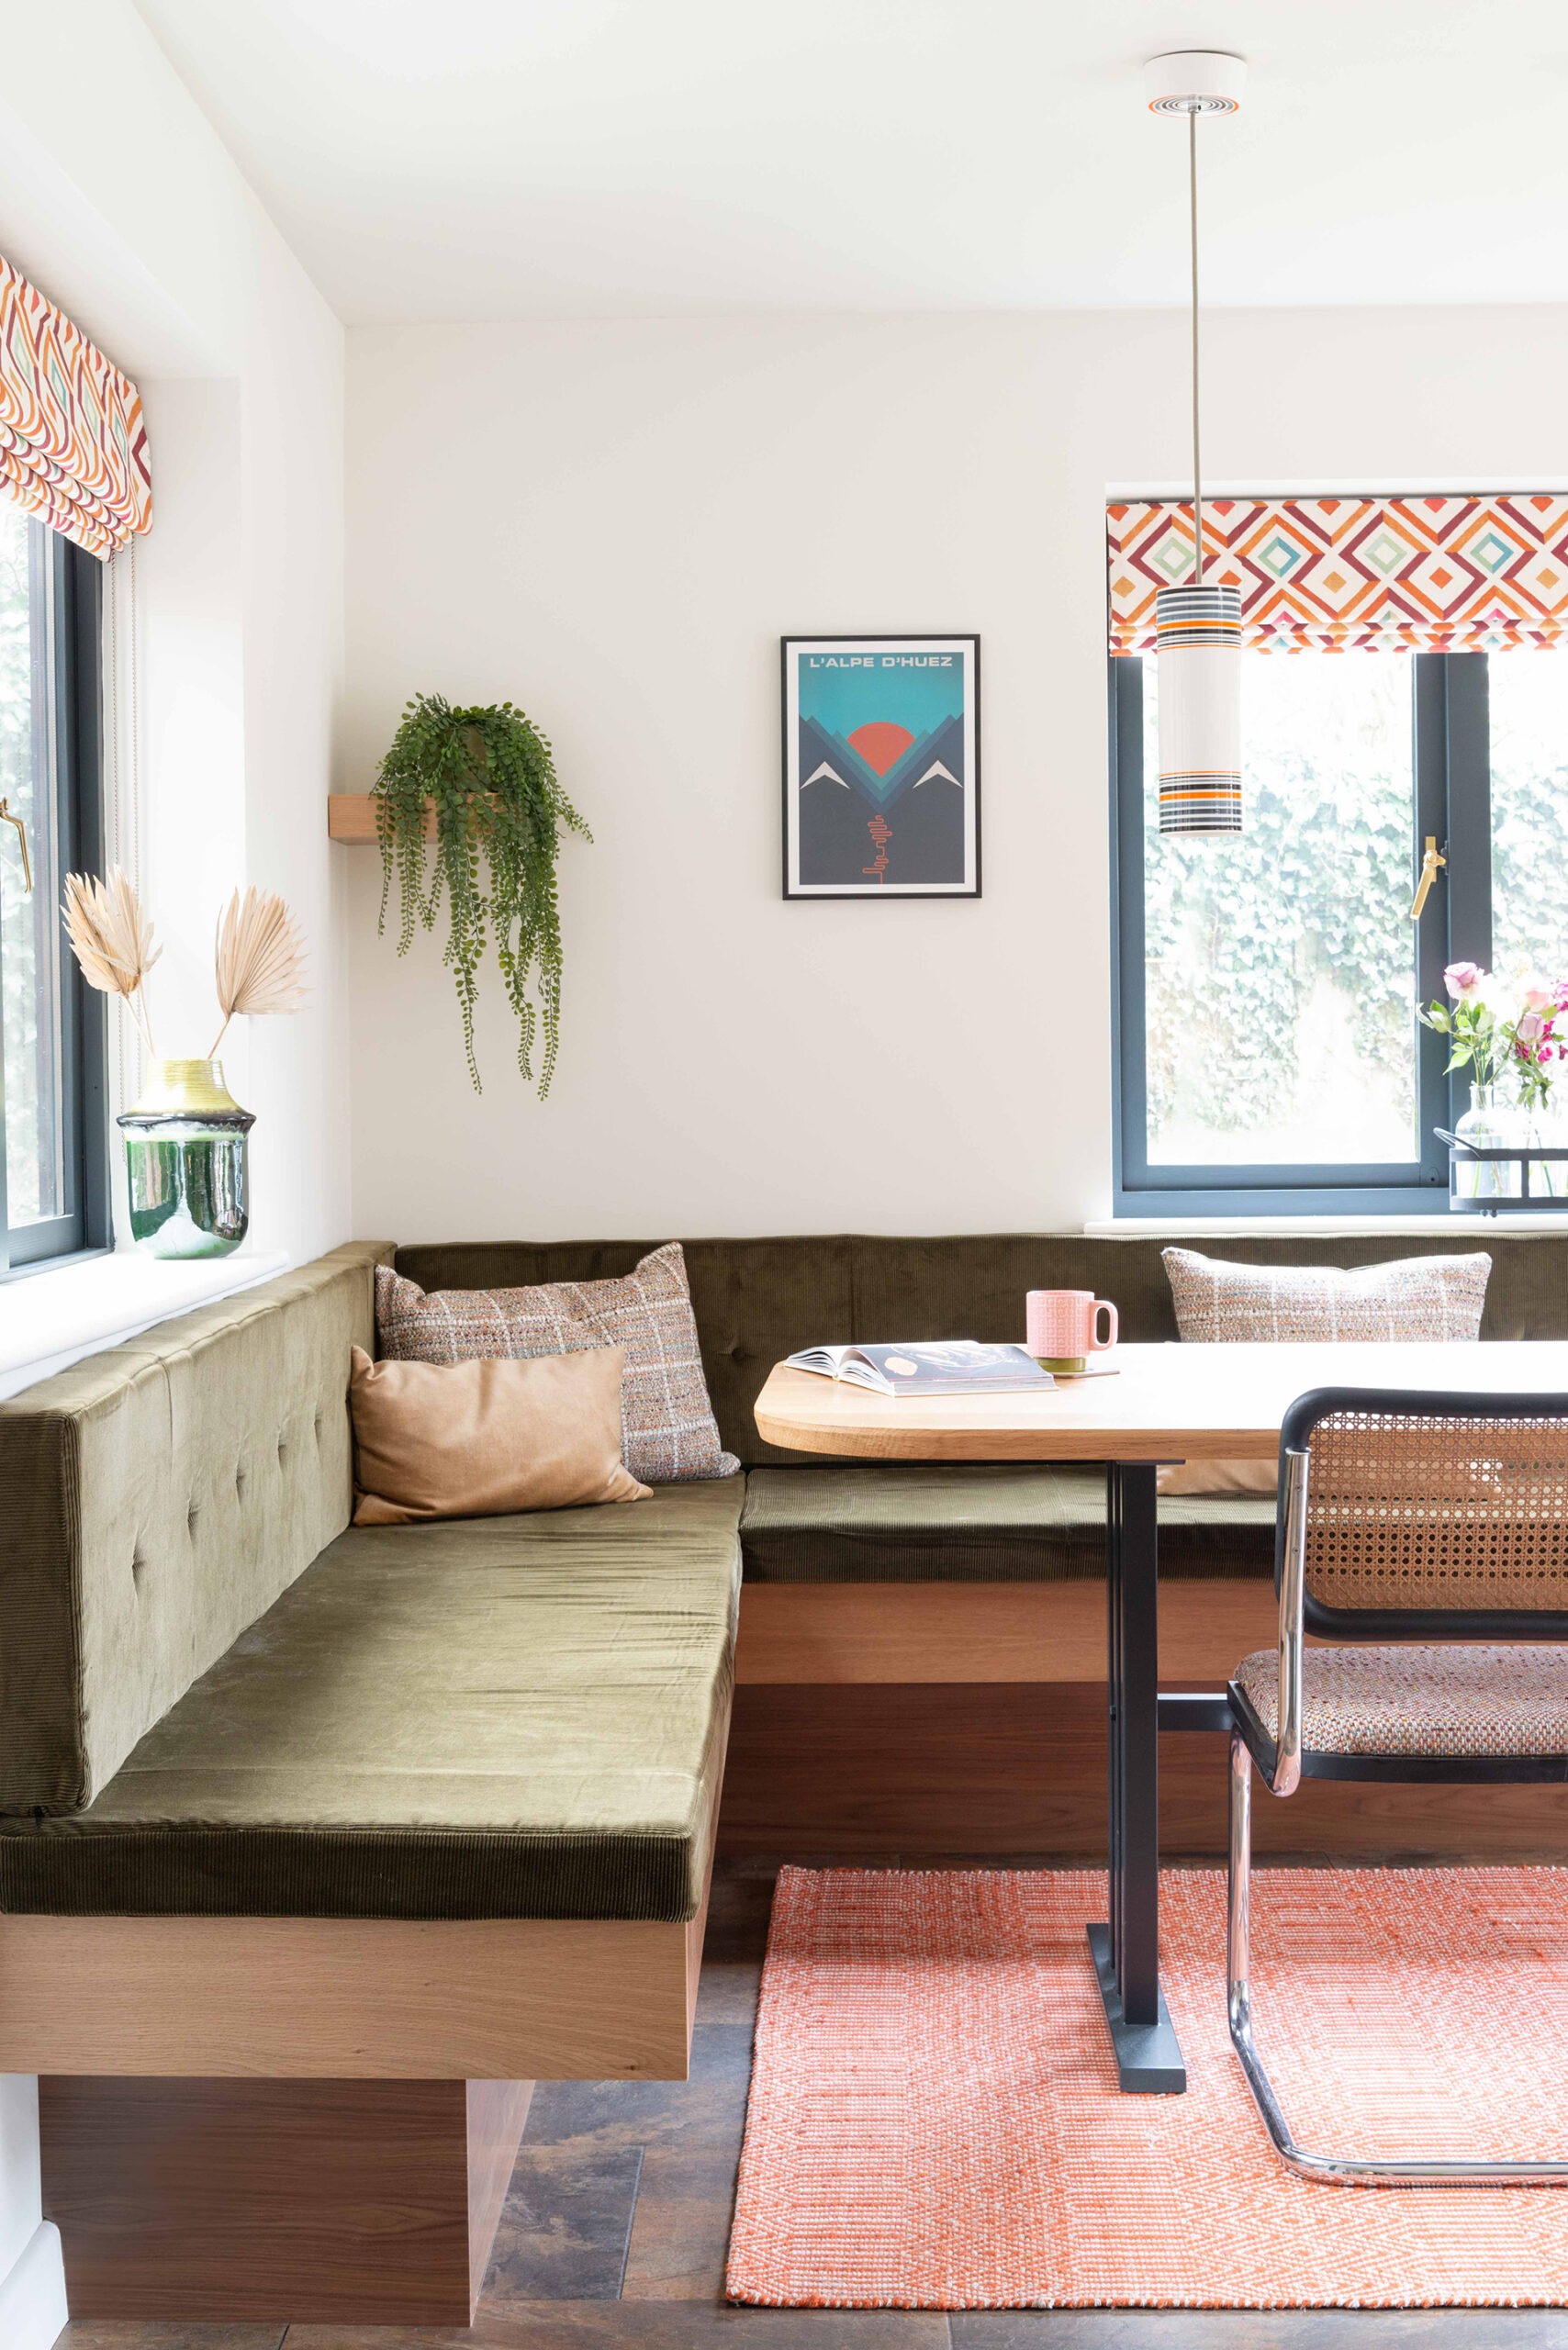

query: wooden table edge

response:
[751,1364,1280,1461]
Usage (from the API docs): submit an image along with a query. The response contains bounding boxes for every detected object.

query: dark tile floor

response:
[54,1866,1568,2350]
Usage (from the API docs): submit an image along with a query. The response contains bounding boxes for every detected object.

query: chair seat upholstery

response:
[740,1463,1277,1583]
[1233,1642,1568,1760]
[0,1479,742,1922]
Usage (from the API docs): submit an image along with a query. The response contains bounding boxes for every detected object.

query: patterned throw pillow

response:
[1161,1248,1492,1345]
[1157,1249,1493,1497]
[375,1242,739,1485]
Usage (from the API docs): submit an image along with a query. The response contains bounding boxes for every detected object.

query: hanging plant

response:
[373,693,591,1094]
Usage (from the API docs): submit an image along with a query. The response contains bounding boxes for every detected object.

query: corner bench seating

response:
[8,1225,1562,1935]
[5,1227,1567,2325]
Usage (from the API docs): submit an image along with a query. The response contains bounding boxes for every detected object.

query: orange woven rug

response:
[726,1865,1568,2310]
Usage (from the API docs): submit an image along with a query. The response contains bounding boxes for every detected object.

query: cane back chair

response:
[1226,1385,1568,2186]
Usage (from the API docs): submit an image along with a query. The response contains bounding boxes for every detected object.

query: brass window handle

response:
[1407,835,1445,922]
[0,797,30,894]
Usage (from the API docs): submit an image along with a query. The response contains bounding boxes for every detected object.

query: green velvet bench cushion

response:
[0,1479,742,1922]
[739,1464,1277,1583]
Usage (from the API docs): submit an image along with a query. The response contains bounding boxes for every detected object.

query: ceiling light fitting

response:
[1144,50,1247,838]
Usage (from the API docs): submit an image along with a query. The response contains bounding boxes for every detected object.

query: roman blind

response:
[0,254,151,559]
[1108,495,1568,656]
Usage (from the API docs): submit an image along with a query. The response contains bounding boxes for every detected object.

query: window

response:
[1112,646,1520,1215]
[0,506,105,1270]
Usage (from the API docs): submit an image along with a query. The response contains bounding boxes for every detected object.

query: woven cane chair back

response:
[1292,1395,1568,1634]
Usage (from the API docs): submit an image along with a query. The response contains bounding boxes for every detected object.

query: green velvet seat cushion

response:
[739,1463,1276,1583]
[0,1479,742,1922]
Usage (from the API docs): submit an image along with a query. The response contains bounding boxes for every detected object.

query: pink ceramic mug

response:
[1026,1289,1118,1374]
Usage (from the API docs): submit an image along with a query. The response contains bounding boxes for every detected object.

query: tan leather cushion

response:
[350,1344,650,1525]
[1157,1459,1277,1499]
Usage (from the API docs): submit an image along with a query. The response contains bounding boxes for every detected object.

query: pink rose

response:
[1444,961,1484,1001]
[1518,1010,1545,1045]
[1524,986,1554,1012]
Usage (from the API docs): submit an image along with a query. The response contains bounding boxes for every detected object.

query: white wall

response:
[0,6,346,2336]
[343,305,1568,1243]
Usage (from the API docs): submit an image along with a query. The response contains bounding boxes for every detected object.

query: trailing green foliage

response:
[374,694,591,1094]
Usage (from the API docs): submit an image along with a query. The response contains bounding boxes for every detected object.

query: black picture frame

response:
[780,633,980,900]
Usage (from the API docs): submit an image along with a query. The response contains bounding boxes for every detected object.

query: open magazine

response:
[783,1340,1055,1398]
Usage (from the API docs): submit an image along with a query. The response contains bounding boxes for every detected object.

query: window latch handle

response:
[0,797,31,894]
[1407,835,1445,922]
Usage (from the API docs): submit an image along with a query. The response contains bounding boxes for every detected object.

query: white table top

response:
[753,1341,1568,1462]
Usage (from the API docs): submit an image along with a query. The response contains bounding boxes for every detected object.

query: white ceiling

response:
[134,0,1568,323]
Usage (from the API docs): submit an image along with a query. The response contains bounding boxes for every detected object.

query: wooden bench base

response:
[721,1581,1568,1863]
[734,1573,1278,1684]
[41,2075,531,2325]
[719,1680,1568,1861]
[0,1903,708,2078]
[10,1862,714,2325]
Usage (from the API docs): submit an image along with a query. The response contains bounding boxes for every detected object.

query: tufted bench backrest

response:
[391,1231,1568,1469]
[0,1244,386,1814]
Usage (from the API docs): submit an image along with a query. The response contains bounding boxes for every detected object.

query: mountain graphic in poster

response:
[798,711,965,886]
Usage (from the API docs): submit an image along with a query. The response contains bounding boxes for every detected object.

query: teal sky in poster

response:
[797,650,963,736]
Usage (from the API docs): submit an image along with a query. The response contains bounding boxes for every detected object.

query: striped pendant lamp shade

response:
[1155,581,1242,834]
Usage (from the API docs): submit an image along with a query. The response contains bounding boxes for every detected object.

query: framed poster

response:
[781,633,980,899]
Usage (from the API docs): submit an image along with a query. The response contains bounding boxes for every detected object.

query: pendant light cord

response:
[1189,103,1203,585]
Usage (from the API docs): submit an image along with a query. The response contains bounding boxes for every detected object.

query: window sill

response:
[1087,1213,1568,1239]
[0,1248,290,1403]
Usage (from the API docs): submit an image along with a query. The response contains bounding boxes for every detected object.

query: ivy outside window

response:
[1110,646,1568,1215]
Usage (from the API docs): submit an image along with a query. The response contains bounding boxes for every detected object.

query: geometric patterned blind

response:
[0,254,151,561]
[1108,495,1568,655]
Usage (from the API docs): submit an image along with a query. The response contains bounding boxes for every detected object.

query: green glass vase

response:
[118,1058,255,1259]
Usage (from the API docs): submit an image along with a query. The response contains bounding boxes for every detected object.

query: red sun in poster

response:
[846,721,915,777]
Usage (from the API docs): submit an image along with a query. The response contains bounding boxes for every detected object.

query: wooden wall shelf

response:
[328,795,437,842]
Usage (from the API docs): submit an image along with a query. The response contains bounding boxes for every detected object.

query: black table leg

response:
[1086,1460,1186,2094]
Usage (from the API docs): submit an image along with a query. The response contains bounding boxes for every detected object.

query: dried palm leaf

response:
[209,887,308,1055]
[62,867,160,1053]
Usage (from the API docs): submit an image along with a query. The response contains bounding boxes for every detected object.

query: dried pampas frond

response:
[210,887,308,1056]
[62,867,160,1054]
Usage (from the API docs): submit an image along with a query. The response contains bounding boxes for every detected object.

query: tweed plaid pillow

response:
[1161,1248,1492,1344]
[375,1242,739,1484]
[1158,1248,1492,1497]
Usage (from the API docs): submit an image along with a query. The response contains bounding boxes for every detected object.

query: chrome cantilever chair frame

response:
[1226,1386,1568,2187]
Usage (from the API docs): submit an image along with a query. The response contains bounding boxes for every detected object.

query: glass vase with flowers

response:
[1420,963,1568,1205]
[1507,973,1568,1197]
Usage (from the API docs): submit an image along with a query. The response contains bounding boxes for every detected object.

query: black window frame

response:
[0,532,107,1274]
[1111,649,1496,1218]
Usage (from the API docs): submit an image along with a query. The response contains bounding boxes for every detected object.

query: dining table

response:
[752,1336,1568,2096]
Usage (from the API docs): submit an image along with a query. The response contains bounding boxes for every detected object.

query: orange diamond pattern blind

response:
[0,254,151,560]
[1108,496,1568,655]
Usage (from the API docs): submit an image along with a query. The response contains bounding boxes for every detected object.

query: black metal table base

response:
[1097,1460,1188,2093]
[1086,1922,1186,2094]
